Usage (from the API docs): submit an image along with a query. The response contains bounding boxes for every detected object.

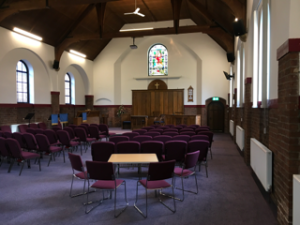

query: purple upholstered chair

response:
[132,129,147,135]
[197,131,213,159]
[74,128,95,152]
[98,124,116,141]
[132,135,152,144]
[188,140,209,177]
[190,135,209,141]
[1,125,11,133]
[3,131,13,138]
[29,124,38,129]
[153,135,172,144]
[64,127,80,142]
[180,131,196,136]
[68,124,77,130]
[88,126,106,141]
[165,124,175,128]
[43,129,60,146]
[144,132,160,138]
[18,124,28,133]
[57,130,80,155]
[52,127,62,132]
[122,132,139,140]
[164,140,187,165]
[172,135,190,142]
[109,136,129,145]
[85,161,128,216]
[0,131,3,137]
[116,141,140,154]
[26,128,37,135]
[0,137,10,167]
[140,140,164,161]
[173,150,200,201]
[78,125,90,136]
[81,123,89,127]
[141,126,153,131]
[12,132,26,150]
[174,125,183,130]
[195,127,210,133]
[68,152,89,198]
[162,132,178,137]
[91,141,115,162]
[134,160,176,218]
[179,124,187,128]
[149,129,163,134]
[163,128,178,133]
[35,134,64,166]
[38,122,47,130]
[23,133,39,153]
[6,138,41,176]
[188,125,199,129]
[180,128,194,132]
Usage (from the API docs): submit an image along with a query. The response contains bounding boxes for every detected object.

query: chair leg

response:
[134,181,147,218]
[8,158,15,173]
[85,184,103,214]
[114,181,128,218]
[47,154,52,166]
[209,147,212,159]
[19,160,25,176]
[159,179,176,213]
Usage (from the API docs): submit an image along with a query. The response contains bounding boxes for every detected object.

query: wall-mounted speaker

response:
[233,19,246,36]
[227,53,235,63]
[53,60,59,70]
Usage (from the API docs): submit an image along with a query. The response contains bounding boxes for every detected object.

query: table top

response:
[108,153,158,164]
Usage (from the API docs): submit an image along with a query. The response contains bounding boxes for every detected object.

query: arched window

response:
[65,73,71,104]
[148,44,168,76]
[16,60,29,103]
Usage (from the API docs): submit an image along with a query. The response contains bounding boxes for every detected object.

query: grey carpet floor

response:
[0,132,277,225]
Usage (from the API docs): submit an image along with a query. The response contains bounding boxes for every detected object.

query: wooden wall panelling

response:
[163,91,168,114]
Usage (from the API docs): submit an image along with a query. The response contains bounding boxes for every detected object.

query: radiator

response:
[250,138,272,192]
[236,126,244,151]
[293,175,300,225]
[229,120,234,136]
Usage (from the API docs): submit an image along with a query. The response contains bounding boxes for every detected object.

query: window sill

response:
[133,76,181,80]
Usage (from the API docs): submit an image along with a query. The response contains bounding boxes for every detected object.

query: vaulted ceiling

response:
[0,0,246,62]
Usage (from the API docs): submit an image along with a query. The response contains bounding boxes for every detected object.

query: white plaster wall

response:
[0,27,93,104]
[94,31,229,105]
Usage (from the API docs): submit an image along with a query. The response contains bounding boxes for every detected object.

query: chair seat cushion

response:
[174,167,194,177]
[75,171,87,179]
[70,141,79,147]
[87,138,96,142]
[49,146,62,152]
[109,132,116,136]
[21,151,39,159]
[91,180,124,189]
[139,179,171,189]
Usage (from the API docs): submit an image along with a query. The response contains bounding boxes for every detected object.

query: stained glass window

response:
[65,73,71,104]
[148,44,168,76]
[16,60,29,103]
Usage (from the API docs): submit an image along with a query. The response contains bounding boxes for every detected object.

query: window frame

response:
[148,43,168,76]
[65,73,71,104]
[16,60,30,103]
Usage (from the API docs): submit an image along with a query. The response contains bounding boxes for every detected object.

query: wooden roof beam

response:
[96,3,106,38]
[187,0,214,26]
[220,0,245,21]
[171,0,183,34]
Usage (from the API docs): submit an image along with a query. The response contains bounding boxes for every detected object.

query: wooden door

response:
[207,101,224,132]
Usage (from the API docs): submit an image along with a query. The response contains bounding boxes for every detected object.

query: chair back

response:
[23,133,39,151]
[165,125,174,128]
[141,141,164,161]
[0,131,3,137]
[64,127,76,139]
[78,125,89,135]
[5,138,22,158]
[52,127,62,132]
[184,151,200,169]
[68,152,84,172]
[180,131,196,136]
[164,140,187,162]
[144,132,160,138]
[148,160,176,181]
[162,132,178,137]
[0,125,11,133]
[141,126,153,131]
[116,141,140,153]
[3,132,13,138]
[43,129,59,145]
[190,135,209,141]
[81,123,89,127]
[12,132,26,148]
[74,128,88,142]
[38,122,47,130]
[195,127,210,133]
[29,124,38,129]
[153,135,172,143]
[35,129,44,134]
[18,124,28,133]
[91,142,115,162]
[179,124,187,128]
[132,135,152,143]
[109,136,129,145]
[188,125,199,129]
[148,129,163,134]
[163,128,178,133]
[57,130,71,146]
[122,132,139,140]
[172,135,190,142]
[68,124,77,130]
[188,140,209,161]
[88,126,101,140]
[35,134,50,152]
[132,129,147,135]
[0,137,10,157]
[26,128,36,135]
[86,161,114,180]
[197,131,213,147]
[180,128,194,132]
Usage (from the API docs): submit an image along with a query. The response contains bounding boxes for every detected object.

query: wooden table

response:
[108,153,158,164]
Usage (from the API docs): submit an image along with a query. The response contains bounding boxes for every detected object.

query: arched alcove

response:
[205,97,226,132]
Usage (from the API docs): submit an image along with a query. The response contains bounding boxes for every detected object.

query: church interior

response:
[0,0,299,224]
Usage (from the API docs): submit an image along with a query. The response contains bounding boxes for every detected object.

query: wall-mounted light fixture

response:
[70,50,86,58]
[13,27,42,41]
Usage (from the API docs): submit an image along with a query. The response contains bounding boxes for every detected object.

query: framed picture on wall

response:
[188,86,193,102]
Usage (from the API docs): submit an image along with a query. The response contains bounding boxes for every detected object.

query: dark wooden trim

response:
[277,38,300,60]
[51,91,60,95]
[245,77,252,84]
